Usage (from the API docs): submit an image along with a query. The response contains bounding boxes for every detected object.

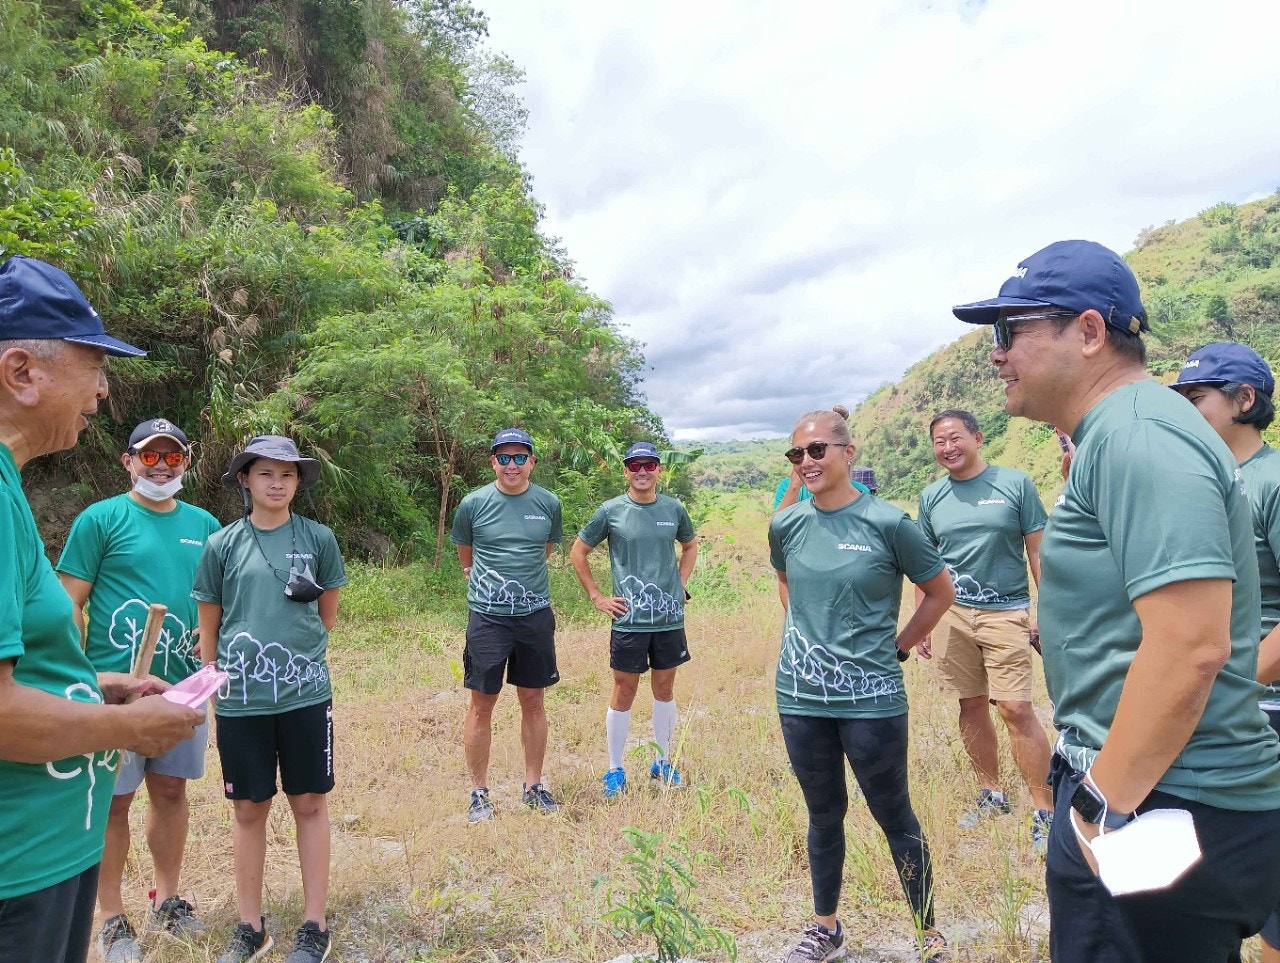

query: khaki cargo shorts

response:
[932,603,1034,701]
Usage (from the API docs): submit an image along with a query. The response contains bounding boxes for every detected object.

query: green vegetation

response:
[684,439,787,493]
[0,0,659,555]
[849,192,1280,501]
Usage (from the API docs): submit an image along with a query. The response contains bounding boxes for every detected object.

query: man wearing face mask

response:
[57,419,221,962]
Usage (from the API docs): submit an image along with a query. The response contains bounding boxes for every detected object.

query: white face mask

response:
[1071,806,1202,895]
[133,475,184,502]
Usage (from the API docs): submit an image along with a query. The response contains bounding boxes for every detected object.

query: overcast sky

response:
[476,0,1280,440]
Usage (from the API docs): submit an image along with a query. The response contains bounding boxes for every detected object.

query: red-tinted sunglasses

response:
[132,449,186,468]
[625,460,660,473]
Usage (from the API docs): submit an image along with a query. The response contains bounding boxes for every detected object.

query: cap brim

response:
[64,333,147,358]
[951,296,1052,326]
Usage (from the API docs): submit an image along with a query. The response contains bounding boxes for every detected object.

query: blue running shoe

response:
[649,759,683,787]
[603,767,628,798]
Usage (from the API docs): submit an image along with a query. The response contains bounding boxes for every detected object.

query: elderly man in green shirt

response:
[953,239,1280,963]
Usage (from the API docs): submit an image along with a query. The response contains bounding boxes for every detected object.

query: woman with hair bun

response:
[774,406,874,512]
[770,408,955,962]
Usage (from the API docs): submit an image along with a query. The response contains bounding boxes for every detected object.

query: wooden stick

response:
[126,602,168,703]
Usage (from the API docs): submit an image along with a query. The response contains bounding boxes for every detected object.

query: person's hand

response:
[120,698,204,757]
[916,635,932,660]
[1029,622,1042,655]
[97,672,166,704]
[592,595,629,619]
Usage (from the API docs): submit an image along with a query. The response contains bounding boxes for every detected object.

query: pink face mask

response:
[162,664,229,709]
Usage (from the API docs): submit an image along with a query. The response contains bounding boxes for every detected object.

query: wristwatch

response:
[1070,777,1134,831]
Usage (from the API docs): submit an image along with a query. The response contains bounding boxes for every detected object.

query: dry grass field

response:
[109,492,1268,963]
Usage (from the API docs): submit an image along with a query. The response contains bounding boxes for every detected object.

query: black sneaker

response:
[96,915,143,963]
[150,895,206,937]
[784,920,845,963]
[522,782,561,813]
[284,921,332,963]
[216,918,272,963]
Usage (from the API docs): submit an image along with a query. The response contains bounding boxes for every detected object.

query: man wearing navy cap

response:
[570,443,698,797]
[450,428,564,820]
[0,256,202,963]
[953,241,1280,962]
[57,419,221,961]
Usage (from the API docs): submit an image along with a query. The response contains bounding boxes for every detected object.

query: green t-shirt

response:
[917,465,1047,610]
[578,493,696,631]
[192,514,347,716]
[1040,380,1280,810]
[57,494,222,684]
[768,495,946,718]
[0,444,116,900]
[451,482,563,616]
[1240,444,1280,706]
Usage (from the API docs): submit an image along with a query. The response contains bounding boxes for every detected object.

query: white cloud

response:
[479,0,1280,439]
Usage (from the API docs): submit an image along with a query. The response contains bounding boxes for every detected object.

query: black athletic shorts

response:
[0,863,99,963]
[464,607,559,693]
[610,627,691,674]
[216,700,335,802]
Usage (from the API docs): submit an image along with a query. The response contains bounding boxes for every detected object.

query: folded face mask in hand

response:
[162,664,229,709]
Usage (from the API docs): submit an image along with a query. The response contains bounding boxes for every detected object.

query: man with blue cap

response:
[451,428,563,820]
[953,241,1280,963]
[0,256,203,963]
[1173,341,1280,963]
[570,442,699,796]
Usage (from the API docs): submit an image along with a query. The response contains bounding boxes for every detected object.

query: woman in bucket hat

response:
[193,436,347,963]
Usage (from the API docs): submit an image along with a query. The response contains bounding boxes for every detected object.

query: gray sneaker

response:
[283,920,332,963]
[216,918,272,963]
[957,788,1010,828]
[783,921,845,963]
[96,915,143,963]
[1031,808,1054,857]
[150,895,206,937]
[522,782,561,813]
[467,787,495,823]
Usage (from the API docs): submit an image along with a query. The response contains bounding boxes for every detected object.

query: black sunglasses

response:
[784,441,844,465]
[992,310,1078,350]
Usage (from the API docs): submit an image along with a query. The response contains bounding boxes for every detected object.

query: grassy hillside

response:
[851,192,1280,500]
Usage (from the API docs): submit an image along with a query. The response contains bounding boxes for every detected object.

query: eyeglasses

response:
[992,310,1079,350]
[784,441,844,465]
[625,460,660,473]
[494,453,531,466]
[132,449,186,468]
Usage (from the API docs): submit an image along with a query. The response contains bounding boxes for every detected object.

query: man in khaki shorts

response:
[917,408,1055,853]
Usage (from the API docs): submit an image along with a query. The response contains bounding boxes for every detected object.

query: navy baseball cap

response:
[491,428,534,452]
[623,442,661,463]
[0,256,145,357]
[1173,342,1275,396]
[952,240,1149,335]
[128,418,190,451]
